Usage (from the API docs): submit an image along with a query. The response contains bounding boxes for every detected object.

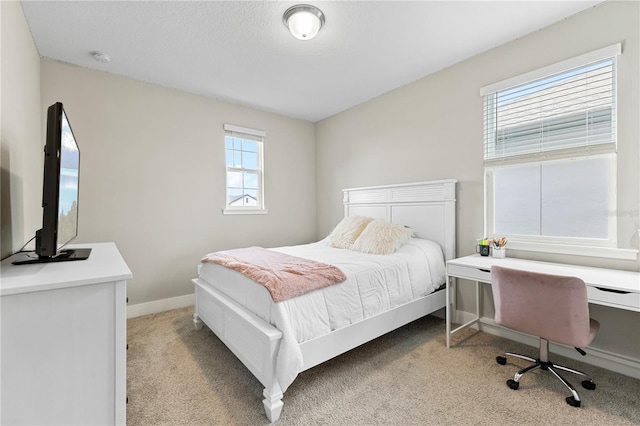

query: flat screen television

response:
[13,102,90,265]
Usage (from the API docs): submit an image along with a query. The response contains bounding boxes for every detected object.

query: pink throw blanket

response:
[201,247,346,302]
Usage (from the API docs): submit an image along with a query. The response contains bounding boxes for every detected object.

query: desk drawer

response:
[447,264,492,283]
[587,286,640,312]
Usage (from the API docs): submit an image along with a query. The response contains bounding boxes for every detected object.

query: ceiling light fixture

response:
[283,4,325,41]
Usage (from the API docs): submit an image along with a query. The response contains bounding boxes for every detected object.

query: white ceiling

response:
[21,1,603,122]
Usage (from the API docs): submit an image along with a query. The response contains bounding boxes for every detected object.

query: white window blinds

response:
[482,44,620,166]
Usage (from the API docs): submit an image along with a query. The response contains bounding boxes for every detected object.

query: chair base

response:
[496,338,596,407]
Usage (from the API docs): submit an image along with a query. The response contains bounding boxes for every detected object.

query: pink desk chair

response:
[491,265,600,407]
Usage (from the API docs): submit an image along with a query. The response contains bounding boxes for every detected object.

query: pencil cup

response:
[492,248,506,258]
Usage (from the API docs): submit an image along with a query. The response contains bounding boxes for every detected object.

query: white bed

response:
[192,179,457,422]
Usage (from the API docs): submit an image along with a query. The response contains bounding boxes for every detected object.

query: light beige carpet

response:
[127,307,639,425]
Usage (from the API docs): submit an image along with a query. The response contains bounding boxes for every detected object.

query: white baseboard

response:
[455,311,640,380]
[127,294,194,319]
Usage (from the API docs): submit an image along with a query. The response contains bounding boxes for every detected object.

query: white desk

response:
[445,255,640,349]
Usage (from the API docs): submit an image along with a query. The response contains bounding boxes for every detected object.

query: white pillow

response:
[351,219,415,255]
[327,216,374,249]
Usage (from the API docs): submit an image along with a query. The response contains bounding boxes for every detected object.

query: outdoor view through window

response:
[225,135,259,207]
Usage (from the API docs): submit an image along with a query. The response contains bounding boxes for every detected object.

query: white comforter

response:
[197,237,446,391]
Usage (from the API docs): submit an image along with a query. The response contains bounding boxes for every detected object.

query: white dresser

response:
[1,242,132,425]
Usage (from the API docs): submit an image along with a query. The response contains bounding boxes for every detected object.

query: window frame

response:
[222,124,267,215]
[481,44,636,260]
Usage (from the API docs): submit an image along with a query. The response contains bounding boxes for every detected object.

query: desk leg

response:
[447,278,483,347]
[446,275,451,348]
[476,280,481,326]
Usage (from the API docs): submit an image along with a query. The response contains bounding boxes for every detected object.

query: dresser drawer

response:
[587,285,640,312]
[447,263,492,282]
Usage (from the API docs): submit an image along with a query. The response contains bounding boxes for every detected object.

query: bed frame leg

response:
[263,386,284,422]
[193,313,203,330]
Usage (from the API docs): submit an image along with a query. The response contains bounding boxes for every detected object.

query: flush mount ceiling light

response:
[283,4,325,41]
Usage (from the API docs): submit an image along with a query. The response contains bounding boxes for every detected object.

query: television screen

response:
[57,110,80,248]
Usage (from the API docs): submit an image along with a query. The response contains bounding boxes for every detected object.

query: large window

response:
[223,124,266,214]
[482,44,621,255]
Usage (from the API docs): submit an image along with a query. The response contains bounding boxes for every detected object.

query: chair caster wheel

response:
[496,356,507,365]
[507,379,519,390]
[582,380,596,390]
[566,396,581,407]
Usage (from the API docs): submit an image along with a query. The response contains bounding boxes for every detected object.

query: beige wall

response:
[39,60,316,305]
[316,1,639,359]
[1,1,42,259]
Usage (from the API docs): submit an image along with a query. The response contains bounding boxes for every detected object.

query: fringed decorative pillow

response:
[351,219,415,255]
[327,216,374,249]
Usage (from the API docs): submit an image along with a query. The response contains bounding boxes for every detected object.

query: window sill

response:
[506,240,638,261]
[222,208,268,215]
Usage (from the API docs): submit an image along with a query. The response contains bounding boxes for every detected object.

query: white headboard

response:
[343,179,457,261]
